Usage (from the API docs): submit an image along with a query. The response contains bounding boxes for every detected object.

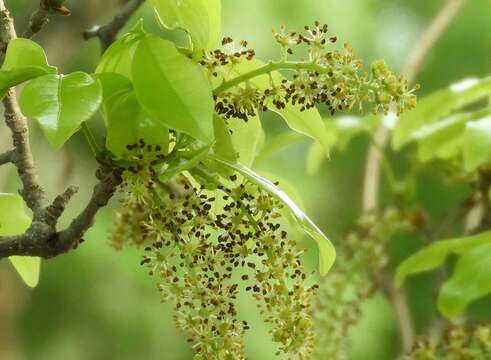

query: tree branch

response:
[3,90,47,214]
[83,0,145,51]
[0,0,123,260]
[0,164,121,259]
[0,149,13,165]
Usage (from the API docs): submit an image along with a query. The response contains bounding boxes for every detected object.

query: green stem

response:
[81,122,100,156]
[212,61,328,95]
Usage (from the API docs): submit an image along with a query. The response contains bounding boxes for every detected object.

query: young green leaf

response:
[462,116,491,172]
[0,38,57,98]
[94,72,133,107]
[396,230,491,287]
[392,77,491,150]
[0,193,31,236]
[228,114,264,167]
[437,243,491,318]
[132,35,214,143]
[210,157,336,275]
[19,72,103,149]
[96,21,146,79]
[227,59,330,155]
[149,0,221,52]
[306,141,325,175]
[8,257,42,288]
[411,113,468,163]
[0,193,40,288]
[105,91,169,157]
[213,115,237,162]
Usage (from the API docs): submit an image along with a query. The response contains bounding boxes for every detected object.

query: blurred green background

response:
[0,0,490,359]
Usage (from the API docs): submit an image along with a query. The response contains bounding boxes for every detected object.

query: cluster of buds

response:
[110,158,317,358]
[107,139,170,249]
[200,38,256,78]
[207,22,417,122]
[313,207,421,359]
[407,323,491,359]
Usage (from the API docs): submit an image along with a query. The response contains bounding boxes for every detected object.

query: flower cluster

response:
[110,158,317,359]
[407,323,491,360]
[312,207,421,359]
[206,22,417,122]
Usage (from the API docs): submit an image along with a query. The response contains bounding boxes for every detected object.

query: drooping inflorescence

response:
[204,22,417,122]
[109,147,317,359]
[313,207,422,359]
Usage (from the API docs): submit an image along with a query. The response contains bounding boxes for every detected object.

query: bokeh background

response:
[0,0,490,359]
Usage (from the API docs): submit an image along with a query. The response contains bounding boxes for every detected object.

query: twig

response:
[0,149,13,165]
[83,0,145,51]
[21,0,71,39]
[360,0,468,353]
[22,6,50,39]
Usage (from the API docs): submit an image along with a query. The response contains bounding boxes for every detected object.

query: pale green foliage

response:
[19,72,102,149]
[396,230,491,318]
[0,38,56,98]
[462,116,491,171]
[105,91,169,157]
[438,243,491,318]
[0,193,40,287]
[396,230,491,286]
[392,77,491,172]
[132,35,215,142]
[150,0,222,52]
[95,21,146,79]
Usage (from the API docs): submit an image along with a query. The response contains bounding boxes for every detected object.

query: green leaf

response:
[0,193,31,236]
[0,38,57,98]
[8,257,41,288]
[230,59,330,154]
[228,115,264,167]
[19,72,103,149]
[437,243,491,318]
[96,21,146,79]
[306,141,325,175]
[396,230,491,287]
[149,0,221,51]
[412,113,468,162]
[210,157,336,275]
[462,116,491,172]
[94,72,133,105]
[213,115,237,162]
[132,35,214,143]
[160,145,211,181]
[392,77,491,150]
[106,91,169,157]
[0,193,40,288]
